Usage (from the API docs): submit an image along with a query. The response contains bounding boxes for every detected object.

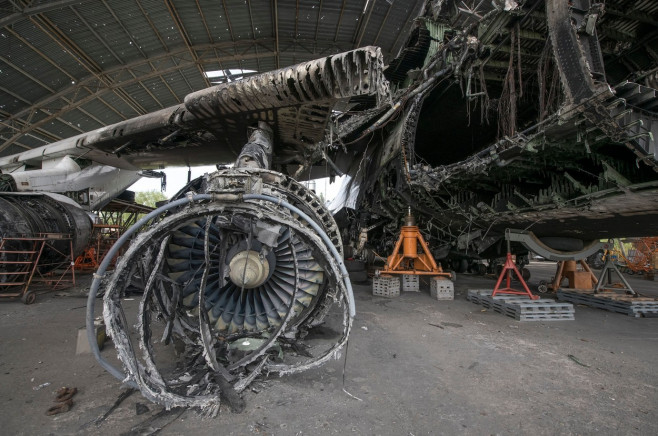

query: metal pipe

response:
[86,194,212,384]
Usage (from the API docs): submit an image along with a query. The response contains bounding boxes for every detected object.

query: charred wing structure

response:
[327,0,658,265]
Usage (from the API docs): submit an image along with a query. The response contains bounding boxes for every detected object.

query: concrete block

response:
[76,322,106,355]
[431,277,454,300]
[373,275,400,298]
[402,274,419,292]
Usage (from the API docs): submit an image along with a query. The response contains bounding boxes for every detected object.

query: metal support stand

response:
[491,238,538,299]
[0,233,75,304]
[595,258,635,295]
[379,209,451,279]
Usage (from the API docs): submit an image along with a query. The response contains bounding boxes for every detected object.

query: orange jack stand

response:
[492,252,539,299]
[381,210,451,278]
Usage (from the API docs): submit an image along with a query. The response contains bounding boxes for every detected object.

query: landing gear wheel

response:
[476,263,487,276]
[345,259,366,272]
[521,267,531,281]
[21,291,36,305]
[537,280,548,293]
[349,270,368,283]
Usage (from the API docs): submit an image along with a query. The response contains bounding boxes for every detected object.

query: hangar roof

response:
[0,0,425,157]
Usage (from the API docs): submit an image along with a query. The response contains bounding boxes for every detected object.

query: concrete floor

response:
[1,262,657,435]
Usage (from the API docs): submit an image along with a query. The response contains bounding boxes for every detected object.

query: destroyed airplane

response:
[1,0,658,413]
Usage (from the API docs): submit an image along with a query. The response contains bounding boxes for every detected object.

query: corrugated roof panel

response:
[45,4,138,70]
[119,82,159,112]
[178,65,207,91]
[0,62,49,106]
[61,108,102,133]
[100,91,142,119]
[9,20,88,86]
[1,31,62,100]
[248,0,274,41]
[106,1,173,59]
[224,2,254,42]
[358,2,395,47]
[135,0,183,54]
[170,0,212,46]
[42,116,83,140]
[140,76,180,108]
[80,98,126,126]
[310,2,344,42]
[162,70,194,96]
[333,2,365,47]
[0,89,26,117]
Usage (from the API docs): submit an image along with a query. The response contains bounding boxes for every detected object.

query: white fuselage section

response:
[1,155,141,210]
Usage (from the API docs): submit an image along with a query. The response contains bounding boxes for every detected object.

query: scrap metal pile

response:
[325,0,658,265]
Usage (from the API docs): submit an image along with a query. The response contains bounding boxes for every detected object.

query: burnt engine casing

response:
[0,193,92,277]
[99,168,352,413]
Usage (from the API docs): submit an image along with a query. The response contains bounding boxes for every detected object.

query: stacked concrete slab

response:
[372,275,400,298]
[467,289,575,321]
[557,290,658,317]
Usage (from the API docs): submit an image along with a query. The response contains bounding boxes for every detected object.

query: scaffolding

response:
[0,233,75,304]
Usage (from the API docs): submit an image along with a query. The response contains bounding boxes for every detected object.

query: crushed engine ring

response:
[91,170,354,414]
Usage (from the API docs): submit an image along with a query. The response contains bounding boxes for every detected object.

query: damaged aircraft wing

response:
[326,0,658,266]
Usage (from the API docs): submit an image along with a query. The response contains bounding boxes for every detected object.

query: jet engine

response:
[91,124,355,413]
[0,193,92,290]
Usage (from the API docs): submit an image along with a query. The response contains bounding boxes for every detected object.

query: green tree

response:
[135,190,168,208]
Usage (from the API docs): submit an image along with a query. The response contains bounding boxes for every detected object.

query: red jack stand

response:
[491,252,539,300]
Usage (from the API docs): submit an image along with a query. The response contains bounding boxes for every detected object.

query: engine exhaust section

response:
[0,193,92,279]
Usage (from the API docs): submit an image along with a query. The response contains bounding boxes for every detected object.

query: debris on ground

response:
[568,354,591,368]
[45,386,78,416]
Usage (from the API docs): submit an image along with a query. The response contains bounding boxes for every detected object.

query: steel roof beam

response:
[314,0,323,43]
[246,0,263,72]
[0,0,97,28]
[273,0,280,68]
[334,0,347,42]
[165,0,212,89]
[373,1,393,46]
[354,0,375,49]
